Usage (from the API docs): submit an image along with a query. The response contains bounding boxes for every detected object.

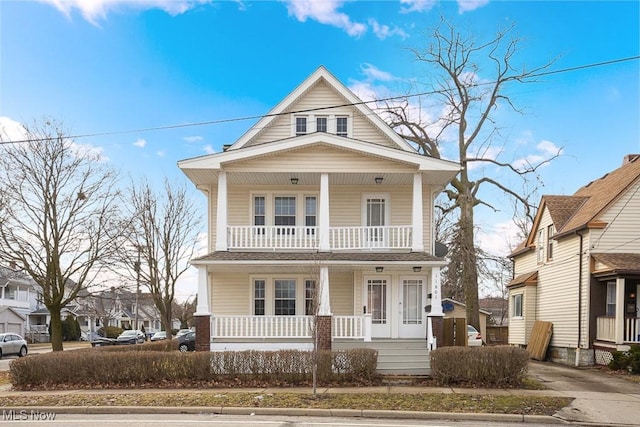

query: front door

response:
[399,277,425,338]
[364,195,387,248]
[365,276,391,337]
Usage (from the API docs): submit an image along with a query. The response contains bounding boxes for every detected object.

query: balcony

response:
[226,225,413,250]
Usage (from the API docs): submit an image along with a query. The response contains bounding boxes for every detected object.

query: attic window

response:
[316,117,327,132]
[295,117,307,136]
[336,116,348,137]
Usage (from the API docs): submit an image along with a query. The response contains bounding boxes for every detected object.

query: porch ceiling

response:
[192,251,445,273]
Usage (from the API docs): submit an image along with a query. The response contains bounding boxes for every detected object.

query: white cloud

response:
[183,136,203,143]
[70,141,110,162]
[368,19,408,40]
[457,0,490,14]
[360,63,395,82]
[133,138,147,148]
[476,220,521,257]
[537,140,562,156]
[38,0,212,24]
[156,150,166,157]
[0,116,27,141]
[283,0,366,37]
[399,0,437,13]
[511,139,563,171]
[203,144,215,154]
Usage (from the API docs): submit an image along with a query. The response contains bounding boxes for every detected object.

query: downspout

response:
[576,230,584,367]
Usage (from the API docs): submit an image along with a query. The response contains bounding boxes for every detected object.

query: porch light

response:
[290,178,299,185]
[413,266,422,272]
[375,266,384,273]
[375,177,383,184]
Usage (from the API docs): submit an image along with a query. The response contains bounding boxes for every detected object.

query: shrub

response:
[430,345,529,387]
[97,326,123,338]
[9,347,379,390]
[609,345,640,374]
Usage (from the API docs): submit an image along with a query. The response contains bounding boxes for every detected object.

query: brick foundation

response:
[316,316,332,351]
[194,315,211,352]
[430,315,444,349]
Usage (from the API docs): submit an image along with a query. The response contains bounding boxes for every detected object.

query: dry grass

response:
[0,391,571,415]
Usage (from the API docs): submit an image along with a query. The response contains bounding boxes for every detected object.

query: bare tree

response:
[0,119,122,351]
[121,179,201,339]
[384,20,560,330]
[172,295,197,329]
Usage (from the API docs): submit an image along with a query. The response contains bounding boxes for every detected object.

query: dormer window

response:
[295,117,307,136]
[336,116,348,137]
[316,117,327,132]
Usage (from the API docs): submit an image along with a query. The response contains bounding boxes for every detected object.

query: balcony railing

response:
[596,316,640,343]
[211,315,372,341]
[226,225,412,250]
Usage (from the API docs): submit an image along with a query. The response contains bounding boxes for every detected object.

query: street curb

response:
[0,406,567,423]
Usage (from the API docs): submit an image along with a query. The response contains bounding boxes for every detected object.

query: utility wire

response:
[2,55,638,145]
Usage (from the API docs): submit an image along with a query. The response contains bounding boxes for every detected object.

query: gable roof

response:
[230,66,414,152]
[592,253,640,276]
[515,155,640,254]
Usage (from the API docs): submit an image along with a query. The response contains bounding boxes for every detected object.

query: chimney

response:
[623,154,640,165]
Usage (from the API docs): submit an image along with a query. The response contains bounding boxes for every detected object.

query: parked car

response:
[0,333,28,358]
[116,329,146,345]
[467,325,483,347]
[150,331,167,341]
[178,331,195,352]
[175,329,191,339]
[90,336,117,347]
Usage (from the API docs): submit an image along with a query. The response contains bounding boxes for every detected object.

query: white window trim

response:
[250,276,313,316]
[512,293,523,318]
[251,192,319,227]
[361,193,391,227]
[537,229,544,264]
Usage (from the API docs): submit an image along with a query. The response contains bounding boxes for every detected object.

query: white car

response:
[150,331,167,341]
[0,333,28,358]
[467,325,483,347]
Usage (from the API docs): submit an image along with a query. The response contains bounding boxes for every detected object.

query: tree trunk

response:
[459,192,480,330]
[49,307,64,351]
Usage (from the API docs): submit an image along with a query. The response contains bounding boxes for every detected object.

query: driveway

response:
[528,360,640,425]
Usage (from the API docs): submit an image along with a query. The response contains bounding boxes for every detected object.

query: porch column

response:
[615,277,626,344]
[319,173,330,251]
[412,173,424,252]
[428,266,444,349]
[215,171,228,251]
[317,266,331,315]
[194,265,211,352]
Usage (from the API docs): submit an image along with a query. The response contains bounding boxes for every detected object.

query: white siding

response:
[330,272,354,315]
[210,273,250,315]
[208,187,217,250]
[247,80,396,148]
[590,180,640,253]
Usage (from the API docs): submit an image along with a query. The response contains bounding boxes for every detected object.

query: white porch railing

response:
[227,226,318,250]
[226,225,413,250]
[212,315,313,339]
[329,226,412,250]
[596,316,615,341]
[596,316,640,343]
[625,317,640,343]
[212,315,373,341]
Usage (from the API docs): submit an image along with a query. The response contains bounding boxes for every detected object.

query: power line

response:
[2,55,638,146]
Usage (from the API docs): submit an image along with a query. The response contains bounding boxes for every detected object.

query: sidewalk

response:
[1,360,639,425]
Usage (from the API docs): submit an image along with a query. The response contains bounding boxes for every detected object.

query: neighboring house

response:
[178,66,460,374]
[479,297,509,326]
[508,154,640,366]
[441,298,490,343]
[0,266,39,337]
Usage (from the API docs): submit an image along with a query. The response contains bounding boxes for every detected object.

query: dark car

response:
[116,329,146,345]
[0,333,28,358]
[178,331,195,352]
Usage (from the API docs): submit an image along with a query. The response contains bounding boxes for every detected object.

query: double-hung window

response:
[275,196,296,234]
[254,280,266,315]
[275,279,296,315]
[305,280,316,315]
[336,116,348,137]
[606,282,616,317]
[295,117,307,136]
[512,294,523,317]
[305,196,316,235]
[254,196,265,234]
[316,117,327,132]
[546,225,554,261]
[537,229,544,263]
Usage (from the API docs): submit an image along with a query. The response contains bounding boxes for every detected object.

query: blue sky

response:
[1,0,639,298]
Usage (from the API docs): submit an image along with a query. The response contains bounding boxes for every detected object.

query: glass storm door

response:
[365,277,391,337]
[365,197,386,247]
[399,277,425,338]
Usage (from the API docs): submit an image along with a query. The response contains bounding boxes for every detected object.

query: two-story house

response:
[178,66,460,374]
[509,154,640,366]
[0,265,38,336]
